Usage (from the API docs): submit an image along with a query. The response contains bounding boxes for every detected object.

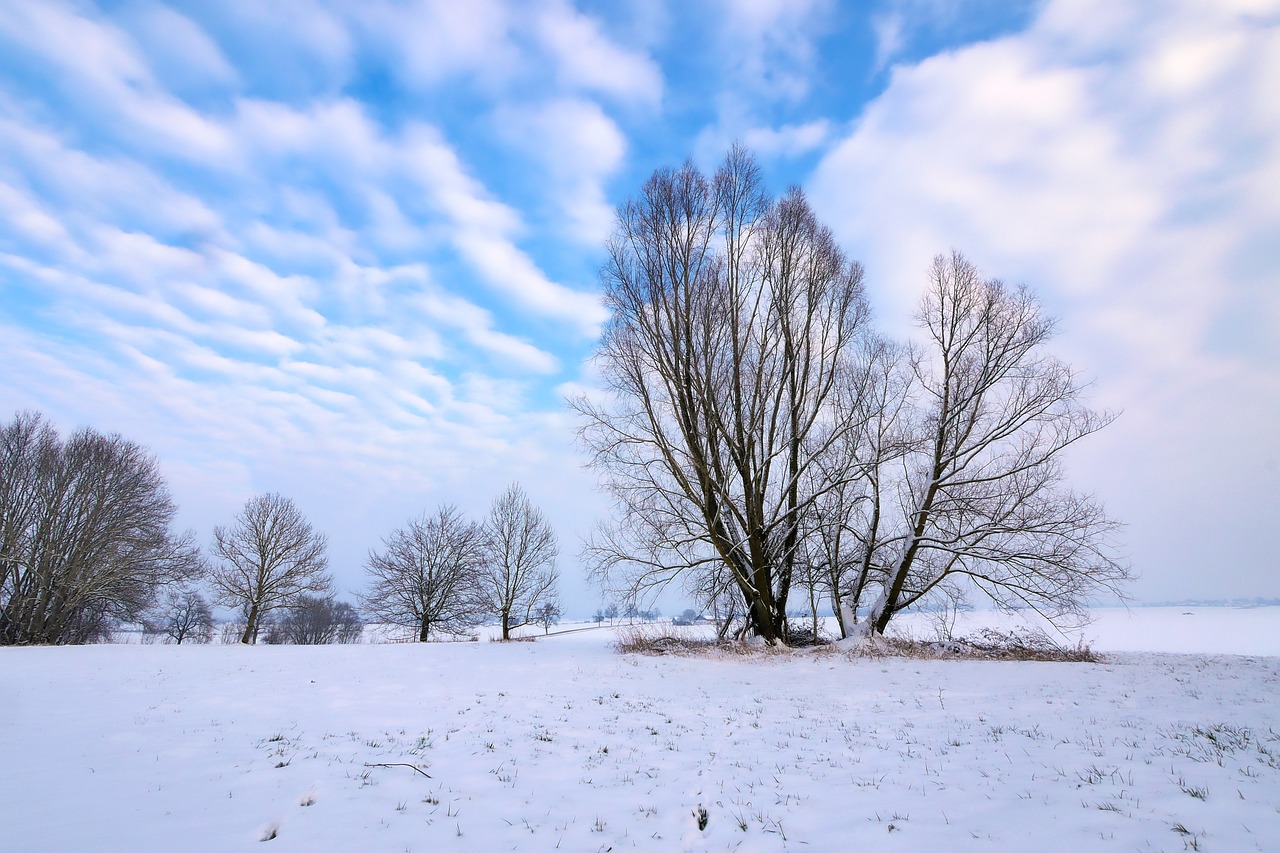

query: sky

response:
[1,0,1276,619]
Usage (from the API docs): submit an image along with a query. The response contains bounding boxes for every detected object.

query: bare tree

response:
[574,145,871,643]
[852,252,1128,634]
[362,505,485,641]
[535,600,562,634]
[1,411,202,645]
[479,483,559,640]
[264,595,362,644]
[153,586,215,644]
[209,493,331,644]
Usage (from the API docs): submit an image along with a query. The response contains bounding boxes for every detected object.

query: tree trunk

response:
[241,604,259,644]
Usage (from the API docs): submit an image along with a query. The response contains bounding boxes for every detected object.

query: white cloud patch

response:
[493,98,627,244]
[358,0,518,88]
[535,0,663,106]
[122,3,239,90]
[0,0,235,163]
[399,123,609,334]
[719,0,833,102]
[693,0,836,166]
[810,0,1280,600]
[742,120,832,158]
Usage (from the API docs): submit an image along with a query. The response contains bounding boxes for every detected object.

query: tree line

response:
[0,411,559,646]
[575,145,1129,644]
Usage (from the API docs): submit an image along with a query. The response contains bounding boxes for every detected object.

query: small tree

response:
[536,601,562,634]
[154,587,214,644]
[479,483,559,640]
[264,595,362,644]
[209,493,331,644]
[362,505,485,641]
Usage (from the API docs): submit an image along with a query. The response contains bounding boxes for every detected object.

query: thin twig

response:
[363,762,432,778]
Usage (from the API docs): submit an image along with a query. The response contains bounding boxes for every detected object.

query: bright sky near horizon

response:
[1,0,1276,618]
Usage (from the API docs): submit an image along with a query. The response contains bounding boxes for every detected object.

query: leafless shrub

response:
[263,595,363,645]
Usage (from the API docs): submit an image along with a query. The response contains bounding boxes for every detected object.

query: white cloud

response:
[0,0,235,163]
[417,285,561,375]
[742,120,832,158]
[0,114,225,242]
[493,98,627,244]
[694,0,836,165]
[0,0,619,611]
[203,0,353,94]
[872,11,904,71]
[809,0,1280,600]
[535,0,663,106]
[718,0,833,102]
[399,123,609,335]
[122,4,239,89]
[358,0,518,88]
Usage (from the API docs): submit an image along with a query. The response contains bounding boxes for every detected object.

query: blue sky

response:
[2,0,1277,618]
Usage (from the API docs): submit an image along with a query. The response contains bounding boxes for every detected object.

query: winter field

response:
[2,608,1278,852]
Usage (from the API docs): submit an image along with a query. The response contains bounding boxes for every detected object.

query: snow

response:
[2,608,1279,851]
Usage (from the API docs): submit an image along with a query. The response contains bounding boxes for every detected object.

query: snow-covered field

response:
[3,608,1279,851]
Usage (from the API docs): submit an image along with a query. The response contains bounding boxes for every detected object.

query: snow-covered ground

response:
[2,608,1278,851]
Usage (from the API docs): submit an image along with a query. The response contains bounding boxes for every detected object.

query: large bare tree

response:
[574,146,871,643]
[0,411,201,645]
[209,493,331,644]
[479,483,559,640]
[848,252,1129,634]
[362,504,486,641]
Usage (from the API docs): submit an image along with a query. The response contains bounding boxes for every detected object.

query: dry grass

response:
[842,627,1096,662]
[615,624,723,656]
[616,622,1096,663]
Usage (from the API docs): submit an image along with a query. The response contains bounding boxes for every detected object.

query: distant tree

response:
[478,483,559,640]
[219,620,244,644]
[209,493,331,644]
[675,608,700,626]
[536,601,562,634]
[153,586,215,644]
[603,603,619,625]
[0,410,202,645]
[264,595,362,644]
[362,505,485,641]
[592,608,605,624]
